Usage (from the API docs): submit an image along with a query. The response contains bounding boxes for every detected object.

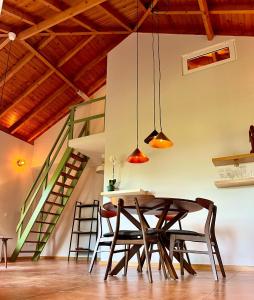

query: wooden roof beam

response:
[0,36,53,89]
[154,8,254,16]
[2,3,37,25]
[0,37,9,50]
[198,0,214,40]
[134,0,160,31]
[18,0,108,40]
[99,3,132,31]
[38,0,98,32]
[38,31,130,36]
[0,23,11,33]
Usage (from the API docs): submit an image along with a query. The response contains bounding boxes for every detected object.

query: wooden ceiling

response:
[0,0,253,143]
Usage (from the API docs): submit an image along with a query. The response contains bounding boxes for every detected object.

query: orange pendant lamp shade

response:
[128,147,149,163]
[149,131,173,149]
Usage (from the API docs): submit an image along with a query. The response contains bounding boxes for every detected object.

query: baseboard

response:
[14,256,254,272]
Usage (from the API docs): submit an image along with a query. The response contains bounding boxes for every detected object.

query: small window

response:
[182,40,236,75]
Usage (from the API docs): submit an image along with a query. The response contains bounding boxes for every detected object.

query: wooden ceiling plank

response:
[27,107,71,142]
[58,36,95,66]
[21,40,80,92]
[38,0,97,32]
[0,37,9,50]
[0,23,12,33]
[210,9,254,15]
[134,0,160,31]
[198,0,214,40]
[155,10,202,15]
[18,0,108,40]
[87,75,106,96]
[0,69,54,119]
[99,3,132,31]
[2,3,37,25]
[0,37,53,89]
[10,85,69,134]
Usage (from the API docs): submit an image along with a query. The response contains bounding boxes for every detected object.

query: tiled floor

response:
[0,260,253,299]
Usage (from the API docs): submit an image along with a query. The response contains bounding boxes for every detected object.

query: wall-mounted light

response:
[17,159,25,167]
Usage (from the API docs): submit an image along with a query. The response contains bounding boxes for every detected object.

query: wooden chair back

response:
[98,207,117,237]
[195,198,217,239]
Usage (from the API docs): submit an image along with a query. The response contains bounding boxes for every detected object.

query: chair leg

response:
[123,245,130,276]
[213,240,226,278]
[143,239,153,283]
[179,241,184,276]
[3,241,7,268]
[89,238,101,273]
[104,240,117,280]
[136,248,142,272]
[157,242,168,280]
[206,238,218,281]
[169,235,175,261]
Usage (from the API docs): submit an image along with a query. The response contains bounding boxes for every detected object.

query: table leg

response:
[3,240,7,268]
[110,244,142,276]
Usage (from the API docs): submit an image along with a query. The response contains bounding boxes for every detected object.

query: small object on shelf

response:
[249,125,254,153]
[107,179,116,191]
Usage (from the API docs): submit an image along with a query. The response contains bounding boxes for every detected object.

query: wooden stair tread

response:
[40,211,60,216]
[35,221,55,225]
[65,163,82,171]
[51,191,68,197]
[55,182,73,189]
[45,201,64,207]
[25,240,46,243]
[70,153,86,162]
[61,172,78,180]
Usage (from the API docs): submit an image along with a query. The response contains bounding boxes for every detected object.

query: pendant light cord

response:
[0,41,12,110]
[156,14,163,132]
[136,0,139,148]
[151,5,156,130]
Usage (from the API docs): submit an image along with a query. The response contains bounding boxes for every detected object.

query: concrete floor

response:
[0,260,253,299]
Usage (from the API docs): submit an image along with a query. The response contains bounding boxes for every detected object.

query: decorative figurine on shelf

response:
[107,155,117,191]
[249,125,254,153]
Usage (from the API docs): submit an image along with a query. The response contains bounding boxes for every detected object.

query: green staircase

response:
[11,96,105,261]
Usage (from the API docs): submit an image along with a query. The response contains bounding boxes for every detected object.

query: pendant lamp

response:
[149,14,173,149]
[127,0,149,164]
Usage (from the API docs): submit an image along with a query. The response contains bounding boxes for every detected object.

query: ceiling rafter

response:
[0,35,94,119]
[99,3,132,31]
[134,0,160,31]
[38,31,130,36]
[155,8,254,16]
[21,40,82,92]
[18,0,108,40]
[2,3,37,25]
[198,0,214,40]
[0,36,53,89]
[0,37,9,50]
[38,0,98,32]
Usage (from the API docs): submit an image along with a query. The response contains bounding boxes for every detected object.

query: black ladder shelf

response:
[68,200,99,261]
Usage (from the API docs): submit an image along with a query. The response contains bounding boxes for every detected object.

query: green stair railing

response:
[11,96,106,261]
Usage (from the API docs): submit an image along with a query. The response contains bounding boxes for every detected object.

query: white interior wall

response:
[0,131,34,255]
[104,33,254,266]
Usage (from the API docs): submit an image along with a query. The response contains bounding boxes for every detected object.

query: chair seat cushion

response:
[103,230,142,239]
[166,229,204,237]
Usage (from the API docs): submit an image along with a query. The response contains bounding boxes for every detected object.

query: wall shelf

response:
[215,177,254,188]
[212,153,254,166]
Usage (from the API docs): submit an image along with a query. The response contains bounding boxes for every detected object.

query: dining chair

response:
[168,197,226,281]
[104,198,178,283]
[89,207,141,274]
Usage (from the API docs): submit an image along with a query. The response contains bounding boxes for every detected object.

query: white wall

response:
[33,87,105,257]
[104,33,254,266]
[0,131,34,255]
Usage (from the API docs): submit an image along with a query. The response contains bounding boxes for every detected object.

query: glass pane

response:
[187,47,230,71]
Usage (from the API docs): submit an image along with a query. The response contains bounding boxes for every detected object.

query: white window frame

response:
[182,39,237,75]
